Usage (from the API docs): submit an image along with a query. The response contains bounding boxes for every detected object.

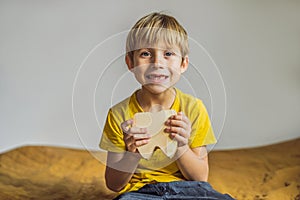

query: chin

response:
[143,84,171,94]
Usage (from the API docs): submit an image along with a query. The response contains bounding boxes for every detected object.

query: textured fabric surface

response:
[114,181,235,200]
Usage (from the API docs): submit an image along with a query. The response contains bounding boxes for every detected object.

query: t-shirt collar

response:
[130,87,180,114]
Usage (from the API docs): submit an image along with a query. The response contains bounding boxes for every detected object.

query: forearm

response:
[105,152,141,192]
[175,146,209,181]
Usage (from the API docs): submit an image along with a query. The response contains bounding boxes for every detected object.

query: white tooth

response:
[147,74,167,81]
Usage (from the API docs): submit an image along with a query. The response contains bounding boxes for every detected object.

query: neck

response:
[137,87,176,112]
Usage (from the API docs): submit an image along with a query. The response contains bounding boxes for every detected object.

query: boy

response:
[100,12,234,200]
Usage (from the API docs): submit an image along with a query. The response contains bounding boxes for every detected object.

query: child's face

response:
[126,44,188,94]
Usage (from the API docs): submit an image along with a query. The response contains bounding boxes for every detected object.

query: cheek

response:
[132,66,144,75]
[170,67,182,78]
[132,67,146,82]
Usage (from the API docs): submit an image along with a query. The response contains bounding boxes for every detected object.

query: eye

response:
[165,51,175,57]
[140,51,151,57]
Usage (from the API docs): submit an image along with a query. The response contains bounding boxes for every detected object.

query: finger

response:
[171,112,190,124]
[127,142,136,152]
[166,118,186,129]
[133,133,151,139]
[126,138,149,151]
[134,139,150,147]
[180,113,191,126]
[121,119,133,134]
[178,112,187,121]
[177,112,184,121]
[124,133,134,144]
[165,118,190,134]
[166,126,189,138]
[124,133,150,151]
[129,127,147,134]
[170,132,188,146]
[167,113,191,129]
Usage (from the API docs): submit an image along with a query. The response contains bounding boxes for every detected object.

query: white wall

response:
[1,0,299,153]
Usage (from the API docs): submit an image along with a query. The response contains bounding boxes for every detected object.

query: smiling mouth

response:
[146,74,169,82]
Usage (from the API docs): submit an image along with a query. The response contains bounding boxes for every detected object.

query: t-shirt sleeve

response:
[189,100,217,148]
[99,109,126,152]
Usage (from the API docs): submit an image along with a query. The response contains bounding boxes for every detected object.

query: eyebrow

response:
[137,47,179,51]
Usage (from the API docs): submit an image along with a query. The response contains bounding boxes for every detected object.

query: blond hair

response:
[126,12,189,61]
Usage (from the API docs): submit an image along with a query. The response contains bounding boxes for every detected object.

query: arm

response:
[165,112,209,181]
[105,151,141,192]
[104,119,150,192]
[175,146,209,181]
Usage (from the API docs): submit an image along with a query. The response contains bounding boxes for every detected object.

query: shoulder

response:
[110,96,131,113]
[175,88,204,111]
[109,96,130,123]
[108,91,136,122]
[175,88,210,127]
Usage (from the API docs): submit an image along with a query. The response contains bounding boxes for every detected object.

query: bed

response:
[0,139,299,200]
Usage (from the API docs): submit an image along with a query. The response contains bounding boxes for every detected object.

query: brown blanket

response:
[0,139,299,200]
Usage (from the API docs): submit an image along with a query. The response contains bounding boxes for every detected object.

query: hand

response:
[121,119,151,153]
[165,112,191,147]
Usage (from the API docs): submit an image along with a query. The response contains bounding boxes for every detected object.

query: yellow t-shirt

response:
[99,88,217,193]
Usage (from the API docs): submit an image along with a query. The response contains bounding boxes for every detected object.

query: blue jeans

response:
[114,181,235,200]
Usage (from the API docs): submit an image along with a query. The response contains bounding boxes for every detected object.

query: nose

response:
[151,52,165,68]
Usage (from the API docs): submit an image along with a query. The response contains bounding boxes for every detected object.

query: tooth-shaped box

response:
[133,110,177,160]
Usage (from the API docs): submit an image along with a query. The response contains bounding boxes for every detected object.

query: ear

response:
[125,54,134,71]
[180,56,189,73]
